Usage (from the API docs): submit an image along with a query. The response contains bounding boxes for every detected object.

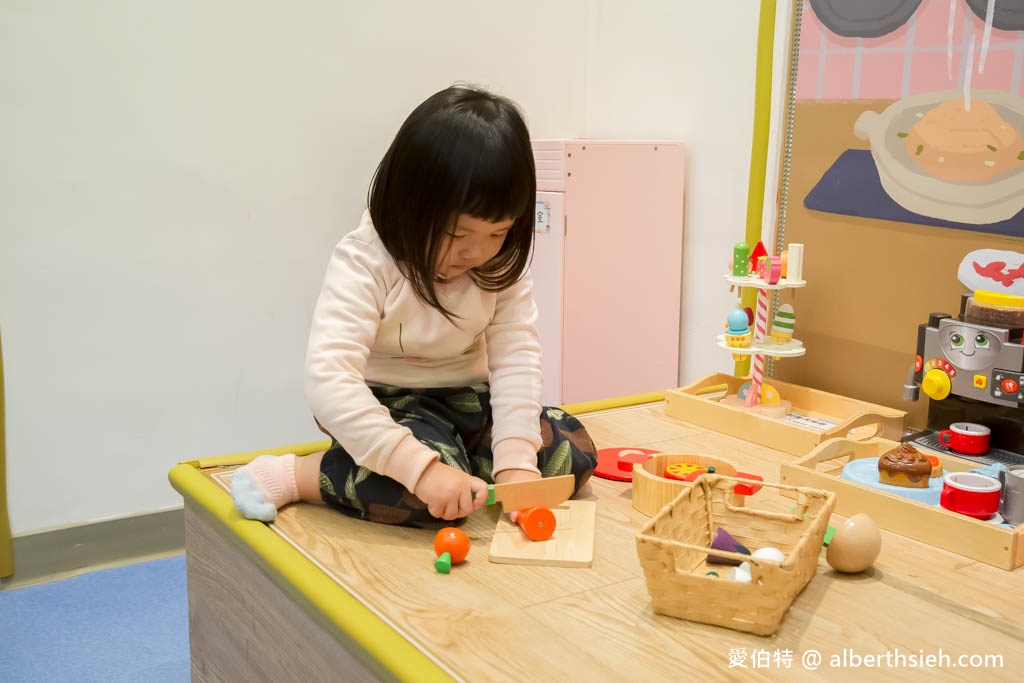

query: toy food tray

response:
[665,373,906,456]
[779,437,1024,570]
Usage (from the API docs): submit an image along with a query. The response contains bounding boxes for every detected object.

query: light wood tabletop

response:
[176,401,1023,682]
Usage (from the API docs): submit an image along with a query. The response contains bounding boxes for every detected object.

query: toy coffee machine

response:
[904,250,1024,466]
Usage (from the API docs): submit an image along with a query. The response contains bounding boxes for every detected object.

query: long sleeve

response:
[304,234,438,492]
[486,271,544,474]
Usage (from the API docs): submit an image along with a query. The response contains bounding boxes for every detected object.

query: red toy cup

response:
[939,472,1001,520]
[938,422,991,455]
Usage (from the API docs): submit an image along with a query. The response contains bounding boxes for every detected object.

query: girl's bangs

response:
[456,141,534,222]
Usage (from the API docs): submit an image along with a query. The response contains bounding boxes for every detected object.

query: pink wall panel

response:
[560,142,684,404]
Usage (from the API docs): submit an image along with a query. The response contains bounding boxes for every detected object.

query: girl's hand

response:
[413,461,489,520]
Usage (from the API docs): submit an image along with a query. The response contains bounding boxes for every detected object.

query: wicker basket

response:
[636,474,836,636]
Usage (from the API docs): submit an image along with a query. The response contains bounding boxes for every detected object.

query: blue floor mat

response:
[0,555,189,683]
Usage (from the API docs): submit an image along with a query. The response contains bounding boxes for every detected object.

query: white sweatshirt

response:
[305,210,544,492]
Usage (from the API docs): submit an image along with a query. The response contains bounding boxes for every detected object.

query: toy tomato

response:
[434,527,471,565]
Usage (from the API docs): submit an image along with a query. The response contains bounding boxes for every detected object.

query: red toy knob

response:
[733,472,764,496]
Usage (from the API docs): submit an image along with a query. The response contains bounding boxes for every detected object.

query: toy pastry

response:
[877,442,932,488]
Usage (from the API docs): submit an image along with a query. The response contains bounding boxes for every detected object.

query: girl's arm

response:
[305,235,439,493]
[485,270,545,479]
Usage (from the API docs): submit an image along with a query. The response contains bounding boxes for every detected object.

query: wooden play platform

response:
[170,399,1024,682]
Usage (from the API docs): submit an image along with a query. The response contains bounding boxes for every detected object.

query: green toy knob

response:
[434,551,452,574]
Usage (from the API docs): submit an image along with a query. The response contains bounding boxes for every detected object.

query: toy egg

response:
[751,546,785,563]
[826,513,881,573]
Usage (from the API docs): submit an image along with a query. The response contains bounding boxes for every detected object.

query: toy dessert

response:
[771,304,796,342]
[724,308,752,358]
[963,290,1024,329]
[877,442,932,488]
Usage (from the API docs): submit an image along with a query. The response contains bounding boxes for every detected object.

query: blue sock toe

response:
[230,469,278,522]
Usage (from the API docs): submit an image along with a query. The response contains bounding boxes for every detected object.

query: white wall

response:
[1,0,762,534]
[583,2,760,382]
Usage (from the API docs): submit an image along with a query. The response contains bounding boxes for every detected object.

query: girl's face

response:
[436,213,515,282]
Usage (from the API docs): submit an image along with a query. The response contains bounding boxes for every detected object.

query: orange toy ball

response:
[434,527,471,565]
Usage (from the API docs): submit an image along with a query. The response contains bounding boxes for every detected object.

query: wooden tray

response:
[779,437,1024,570]
[665,373,906,456]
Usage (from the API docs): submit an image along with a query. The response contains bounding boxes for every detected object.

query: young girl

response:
[231,85,598,526]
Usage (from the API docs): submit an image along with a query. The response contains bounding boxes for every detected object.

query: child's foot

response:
[230,454,300,522]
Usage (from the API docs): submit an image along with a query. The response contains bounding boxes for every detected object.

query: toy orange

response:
[434,527,471,573]
[664,463,707,482]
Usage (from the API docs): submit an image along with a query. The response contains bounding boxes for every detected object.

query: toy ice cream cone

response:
[725,308,752,360]
[725,330,753,347]
[771,304,795,342]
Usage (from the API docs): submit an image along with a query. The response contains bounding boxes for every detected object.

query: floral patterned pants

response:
[317,383,598,527]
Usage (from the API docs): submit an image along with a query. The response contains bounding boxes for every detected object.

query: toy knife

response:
[481,474,574,510]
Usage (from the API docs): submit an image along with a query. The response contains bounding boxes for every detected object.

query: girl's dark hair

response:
[368,85,536,318]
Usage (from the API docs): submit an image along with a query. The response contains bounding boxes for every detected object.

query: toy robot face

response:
[940,324,1003,371]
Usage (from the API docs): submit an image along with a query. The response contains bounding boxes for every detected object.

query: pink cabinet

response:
[531,140,685,405]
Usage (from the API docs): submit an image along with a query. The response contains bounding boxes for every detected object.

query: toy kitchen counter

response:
[169,397,1023,682]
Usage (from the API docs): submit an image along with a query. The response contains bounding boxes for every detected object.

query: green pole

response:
[735,0,779,377]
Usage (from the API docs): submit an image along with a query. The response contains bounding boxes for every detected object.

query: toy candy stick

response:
[746,354,764,407]
[746,289,769,406]
[753,289,769,344]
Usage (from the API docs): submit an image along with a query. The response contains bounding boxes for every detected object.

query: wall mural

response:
[794,0,1024,235]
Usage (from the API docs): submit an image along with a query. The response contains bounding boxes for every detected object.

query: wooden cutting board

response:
[488,500,596,567]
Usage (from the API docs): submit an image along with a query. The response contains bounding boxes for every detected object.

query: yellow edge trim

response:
[736,0,778,378]
[168,462,452,683]
[180,439,332,468]
[560,390,665,416]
